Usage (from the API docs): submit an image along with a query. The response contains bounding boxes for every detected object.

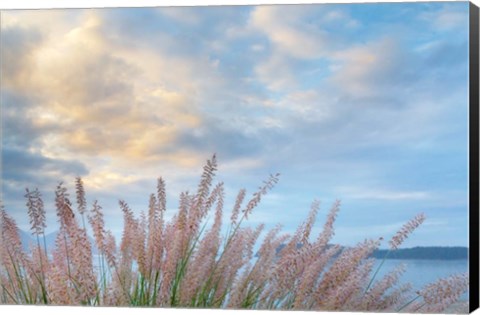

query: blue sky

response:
[0,2,470,248]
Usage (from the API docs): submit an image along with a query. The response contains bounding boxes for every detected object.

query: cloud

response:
[2,8,283,214]
[249,5,347,60]
[276,89,332,122]
[1,146,88,230]
[1,147,88,186]
[336,186,431,201]
[248,5,361,92]
[249,6,318,91]
[418,3,469,31]
[254,54,299,92]
[175,119,262,159]
[3,11,204,164]
[327,38,419,99]
[2,23,44,88]
[252,8,324,59]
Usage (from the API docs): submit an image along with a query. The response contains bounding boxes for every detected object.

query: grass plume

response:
[0,156,469,312]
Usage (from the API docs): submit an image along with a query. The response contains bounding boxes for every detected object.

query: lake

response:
[92,256,470,303]
[372,258,469,300]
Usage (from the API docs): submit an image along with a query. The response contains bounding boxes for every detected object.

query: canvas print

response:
[0,1,478,313]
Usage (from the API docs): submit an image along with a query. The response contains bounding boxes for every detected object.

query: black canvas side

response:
[470,1,480,313]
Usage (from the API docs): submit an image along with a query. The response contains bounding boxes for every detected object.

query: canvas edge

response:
[469,1,480,314]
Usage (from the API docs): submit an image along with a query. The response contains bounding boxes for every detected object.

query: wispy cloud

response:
[336,186,431,201]
[418,3,469,31]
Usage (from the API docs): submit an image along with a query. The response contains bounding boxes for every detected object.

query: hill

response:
[371,246,468,260]
[274,244,468,260]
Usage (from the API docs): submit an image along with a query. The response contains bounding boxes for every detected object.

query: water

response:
[92,255,470,302]
[372,259,469,300]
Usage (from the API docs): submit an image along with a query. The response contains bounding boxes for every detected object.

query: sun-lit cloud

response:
[3,10,211,166]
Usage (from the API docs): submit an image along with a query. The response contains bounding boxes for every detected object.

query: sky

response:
[0,2,471,248]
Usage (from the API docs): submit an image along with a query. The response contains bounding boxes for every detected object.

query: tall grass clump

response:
[0,155,469,312]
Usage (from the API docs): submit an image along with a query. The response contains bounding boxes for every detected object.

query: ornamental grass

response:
[0,155,469,312]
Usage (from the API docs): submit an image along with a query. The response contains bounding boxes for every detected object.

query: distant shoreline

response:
[21,230,470,260]
[370,246,468,260]
[274,243,469,260]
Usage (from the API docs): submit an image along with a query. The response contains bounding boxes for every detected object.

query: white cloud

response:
[328,38,405,98]
[254,53,298,91]
[249,5,352,92]
[250,6,328,59]
[277,89,332,121]
[336,186,431,201]
[418,4,468,31]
